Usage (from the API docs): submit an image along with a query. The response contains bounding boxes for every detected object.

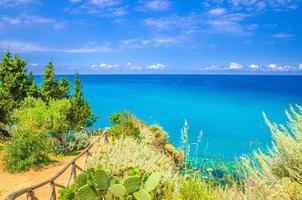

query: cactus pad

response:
[144,172,162,192]
[93,169,111,191]
[76,172,87,187]
[77,184,99,200]
[124,176,141,194]
[109,184,126,198]
[133,189,151,200]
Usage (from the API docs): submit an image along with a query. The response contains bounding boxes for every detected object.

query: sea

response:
[44,75,302,160]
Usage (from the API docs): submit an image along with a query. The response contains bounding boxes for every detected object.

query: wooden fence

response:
[5,134,105,200]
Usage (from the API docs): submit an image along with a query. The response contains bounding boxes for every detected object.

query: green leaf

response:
[133,189,151,200]
[109,184,126,198]
[123,176,141,194]
[144,172,162,192]
[77,184,99,200]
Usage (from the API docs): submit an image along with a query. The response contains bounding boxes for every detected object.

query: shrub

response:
[53,130,90,154]
[12,97,71,136]
[241,105,302,200]
[2,130,50,172]
[107,112,141,138]
[87,137,178,180]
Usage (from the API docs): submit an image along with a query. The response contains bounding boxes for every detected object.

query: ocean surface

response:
[42,75,302,160]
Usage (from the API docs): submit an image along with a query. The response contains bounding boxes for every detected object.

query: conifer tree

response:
[0,52,37,137]
[41,62,70,102]
[69,72,96,130]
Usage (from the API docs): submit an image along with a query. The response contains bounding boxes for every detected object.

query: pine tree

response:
[0,52,36,137]
[41,62,70,102]
[69,73,96,130]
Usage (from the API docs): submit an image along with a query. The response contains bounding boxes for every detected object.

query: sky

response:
[0,0,301,74]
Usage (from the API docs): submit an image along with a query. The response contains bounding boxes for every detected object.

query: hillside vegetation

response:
[1,53,302,199]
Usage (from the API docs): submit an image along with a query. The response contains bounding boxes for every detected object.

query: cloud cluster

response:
[143,14,197,31]
[145,63,166,70]
[0,0,33,6]
[142,0,171,11]
[1,14,64,29]
[120,37,180,48]
[203,0,299,12]
[0,40,114,53]
[91,63,118,70]
[202,62,302,72]
[272,33,295,38]
[66,0,127,17]
[90,62,167,71]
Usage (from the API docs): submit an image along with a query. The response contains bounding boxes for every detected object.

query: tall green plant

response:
[0,52,37,137]
[69,73,96,130]
[2,130,50,172]
[41,62,70,102]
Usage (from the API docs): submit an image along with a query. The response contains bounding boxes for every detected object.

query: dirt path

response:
[0,154,86,200]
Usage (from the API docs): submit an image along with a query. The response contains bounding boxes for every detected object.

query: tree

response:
[69,72,97,130]
[0,52,36,137]
[41,62,70,102]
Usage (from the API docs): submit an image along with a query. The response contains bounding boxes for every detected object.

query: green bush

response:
[52,130,90,154]
[107,112,141,138]
[86,137,178,180]
[2,130,50,172]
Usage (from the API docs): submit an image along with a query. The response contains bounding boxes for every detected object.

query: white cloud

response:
[267,64,278,70]
[146,63,166,70]
[228,62,242,69]
[249,64,259,70]
[272,33,295,38]
[91,63,118,70]
[203,65,218,71]
[204,0,298,12]
[126,62,142,70]
[143,0,171,11]
[111,7,127,16]
[143,15,197,30]
[206,13,247,34]
[0,40,114,53]
[67,0,126,17]
[99,63,117,69]
[0,40,54,52]
[120,37,180,48]
[30,63,39,67]
[299,64,302,70]
[208,8,226,16]
[0,0,33,6]
[1,14,64,29]
[281,65,292,71]
[89,0,119,7]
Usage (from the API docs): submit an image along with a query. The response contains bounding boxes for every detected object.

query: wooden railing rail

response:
[5,133,105,200]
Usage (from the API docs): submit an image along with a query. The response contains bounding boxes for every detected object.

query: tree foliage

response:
[41,62,70,102]
[3,130,50,173]
[0,52,37,137]
[0,53,96,138]
[69,73,97,131]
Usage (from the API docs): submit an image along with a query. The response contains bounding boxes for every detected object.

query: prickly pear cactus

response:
[76,172,87,187]
[109,184,126,198]
[124,176,141,194]
[133,189,151,200]
[77,184,99,200]
[144,172,162,192]
[93,169,111,191]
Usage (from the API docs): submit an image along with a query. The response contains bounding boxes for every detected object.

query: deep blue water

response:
[41,75,302,159]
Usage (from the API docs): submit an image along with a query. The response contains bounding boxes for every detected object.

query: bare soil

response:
[0,154,86,200]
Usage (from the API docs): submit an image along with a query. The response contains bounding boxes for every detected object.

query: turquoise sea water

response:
[47,75,302,160]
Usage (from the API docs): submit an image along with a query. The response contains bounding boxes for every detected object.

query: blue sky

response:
[0,0,301,74]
